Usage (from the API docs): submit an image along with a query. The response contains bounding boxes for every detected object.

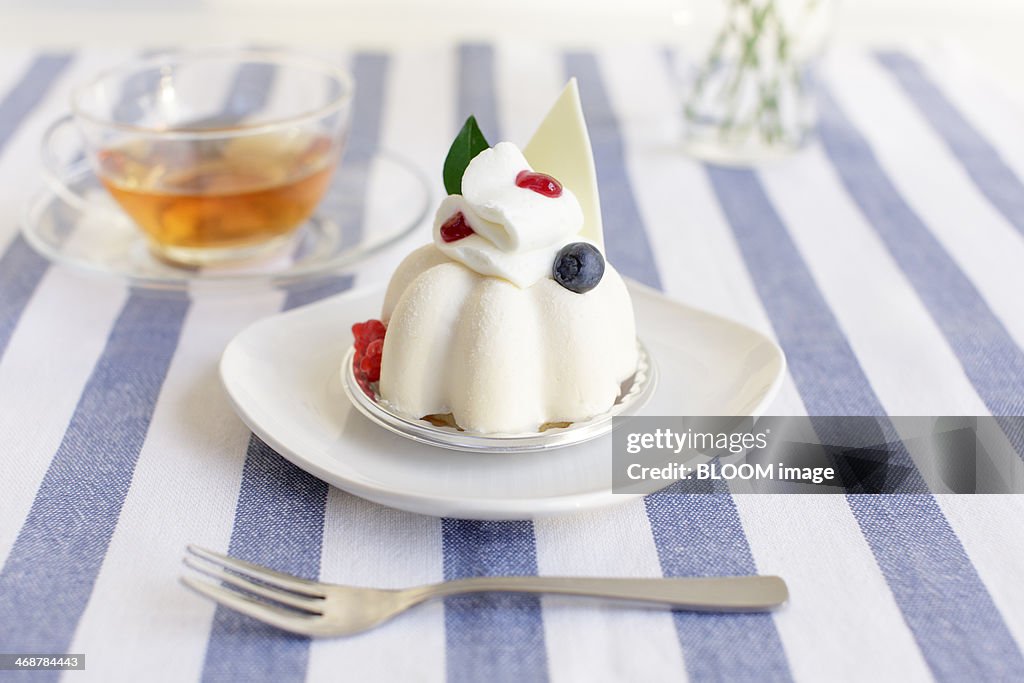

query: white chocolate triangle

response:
[523,78,604,248]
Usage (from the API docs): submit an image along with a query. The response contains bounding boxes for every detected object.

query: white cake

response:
[379,244,636,433]
[360,80,638,434]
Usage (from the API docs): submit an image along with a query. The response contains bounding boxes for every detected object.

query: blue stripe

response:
[297,50,388,262]
[705,164,1024,680]
[569,50,793,683]
[438,44,548,683]
[223,63,280,123]
[702,168,927,488]
[876,50,1024,240]
[282,275,355,310]
[0,292,190,655]
[646,482,792,682]
[111,50,170,125]
[199,436,329,683]
[457,43,500,139]
[0,237,54,364]
[442,520,548,682]
[0,53,71,159]
[0,54,74,363]
[201,53,390,683]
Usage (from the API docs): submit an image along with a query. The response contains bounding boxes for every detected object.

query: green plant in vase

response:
[681,0,835,164]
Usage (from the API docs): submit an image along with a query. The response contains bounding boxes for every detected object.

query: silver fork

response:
[181,545,788,636]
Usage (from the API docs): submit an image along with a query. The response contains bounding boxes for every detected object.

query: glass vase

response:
[676,0,837,165]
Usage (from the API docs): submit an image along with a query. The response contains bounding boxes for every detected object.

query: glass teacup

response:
[42,48,354,267]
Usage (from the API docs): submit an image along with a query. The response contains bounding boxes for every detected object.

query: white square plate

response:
[219,280,785,519]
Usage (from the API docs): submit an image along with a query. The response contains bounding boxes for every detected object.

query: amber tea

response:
[98,132,336,261]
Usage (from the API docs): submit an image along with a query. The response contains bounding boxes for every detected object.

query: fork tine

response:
[183,557,325,614]
[186,545,326,597]
[180,577,323,636]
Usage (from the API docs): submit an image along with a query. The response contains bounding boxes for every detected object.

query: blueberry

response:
[552,242,605,293]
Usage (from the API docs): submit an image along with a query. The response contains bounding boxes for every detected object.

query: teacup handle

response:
[40,115,125,222]
[40,114,90,211]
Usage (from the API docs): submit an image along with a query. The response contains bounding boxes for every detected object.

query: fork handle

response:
[413,575,787,612]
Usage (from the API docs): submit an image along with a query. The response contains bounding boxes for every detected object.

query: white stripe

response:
[495,44,686,681]
[932,494,1024,650]
[756,144,989,416]
[907,44,1024,185]
[0,51,35,116]
[307,47,453,683]
[308,489,446,683]
[732,494,933,682]
[68,291,285,683]
[825,50,1024,353]
[534,501,687,682]
[349,47,454,290]
[607,46,933,681]
[493,41,561,147]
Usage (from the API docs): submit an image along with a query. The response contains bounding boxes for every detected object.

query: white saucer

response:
[219,281,786,519]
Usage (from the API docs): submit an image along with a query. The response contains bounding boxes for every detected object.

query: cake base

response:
[341,340,657,453]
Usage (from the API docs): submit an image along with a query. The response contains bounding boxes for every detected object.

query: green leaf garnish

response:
[443,116,489,195]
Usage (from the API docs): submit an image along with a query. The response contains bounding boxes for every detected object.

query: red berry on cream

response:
[515,170,562,197]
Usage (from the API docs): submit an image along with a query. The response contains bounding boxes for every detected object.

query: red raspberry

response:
[352,318,386,355]
[352,324,368,354]
[360,352,382,382]
[352,318,386,386]
[363,319,386,341]
[440,212,475,243]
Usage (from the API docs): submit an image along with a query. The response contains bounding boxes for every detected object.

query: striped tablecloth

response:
[2,42,1024,682]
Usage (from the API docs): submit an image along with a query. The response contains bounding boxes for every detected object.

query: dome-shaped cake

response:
[378,244,637,433]
[352,79,639,434]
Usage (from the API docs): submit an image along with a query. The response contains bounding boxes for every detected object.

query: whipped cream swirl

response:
[432,142,590,288]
